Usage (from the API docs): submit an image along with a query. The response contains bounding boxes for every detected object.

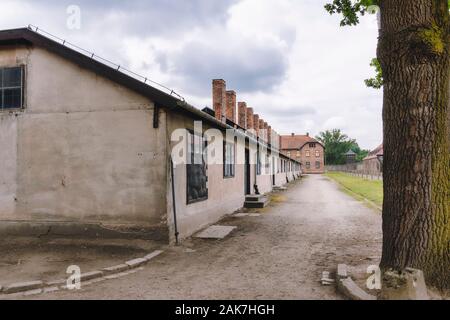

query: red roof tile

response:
[280,135,322,150]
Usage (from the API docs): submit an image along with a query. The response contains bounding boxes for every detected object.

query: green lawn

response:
[325,172,383,208]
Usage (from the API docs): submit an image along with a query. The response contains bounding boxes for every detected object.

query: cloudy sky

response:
[0,0,382,149]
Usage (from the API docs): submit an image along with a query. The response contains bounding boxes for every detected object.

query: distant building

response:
[363,144,383,174]
[345,149,357,164]
[280,133,325,174]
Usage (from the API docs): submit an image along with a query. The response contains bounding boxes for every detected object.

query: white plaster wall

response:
[0,45,168,227]
[166,114,248,240]
[0,114,17,216]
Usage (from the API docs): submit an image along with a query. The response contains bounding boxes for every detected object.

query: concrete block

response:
[43,287,60,294]
[143,250,164,262]
[3,281,44,294]
[234,213,249,217]
[102,264,130,275]
[23,289,43,296]
[339,278,377,300]
[125,258,147,268]
[244,199,269,209]
[381,268,429,300]
[337,264,348,280]
[46,279,66,287]
[194,226,237,239]
[80,271,104,282]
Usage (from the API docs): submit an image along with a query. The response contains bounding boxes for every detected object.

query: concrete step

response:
[273,186,287,192]
[244,195,270,208]
[245,195,266,202]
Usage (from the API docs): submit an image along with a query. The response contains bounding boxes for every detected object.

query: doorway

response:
[244,148,251,195]
[272,156,276,186]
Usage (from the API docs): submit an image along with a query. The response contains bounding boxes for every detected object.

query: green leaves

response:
[324,0,377,26]
[316,129,369,165]
[364,58,383,89]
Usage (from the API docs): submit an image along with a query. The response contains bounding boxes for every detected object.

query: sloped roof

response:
[364,144,383,160]
[280,135,323,150]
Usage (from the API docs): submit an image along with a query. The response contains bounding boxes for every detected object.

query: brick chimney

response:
[259,119,265,141]
[212,79,226,122]
[263,122,269,142]
[237,102,247,129]
[226,90,236,123]
[246,107,254,131]
[253,114,260,137]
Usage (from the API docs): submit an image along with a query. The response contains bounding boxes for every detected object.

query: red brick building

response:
[280,134,325,174]
[363,144,383,174]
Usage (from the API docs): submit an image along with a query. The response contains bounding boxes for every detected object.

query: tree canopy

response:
[315,129,369,165]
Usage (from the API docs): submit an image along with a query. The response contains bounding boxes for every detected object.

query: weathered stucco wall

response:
[166,114,248,240]
[0,115,17,217]
[165,113,301,241]
[0,45,167,228]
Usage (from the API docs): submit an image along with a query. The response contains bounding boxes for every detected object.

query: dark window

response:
[223,140,235,178]
[257,146,261,175]
[309,143,316,148]
[187,131,208,204]
[316,161,321,169]
[265,153,270,174]
[1,67,23,110]
[306,162,311,169]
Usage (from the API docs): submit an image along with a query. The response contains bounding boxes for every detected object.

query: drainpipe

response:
[170,157,179,245]
[254,150,260,195]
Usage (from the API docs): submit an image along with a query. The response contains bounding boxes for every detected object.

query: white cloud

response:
[0,0,383,150]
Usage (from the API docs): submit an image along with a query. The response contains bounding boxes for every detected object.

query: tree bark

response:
[378,0,450,289]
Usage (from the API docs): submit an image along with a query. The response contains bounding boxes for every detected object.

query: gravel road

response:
[24,174,382,300]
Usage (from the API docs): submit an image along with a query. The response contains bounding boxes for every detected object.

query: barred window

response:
[1,67,23,110]
[187,131,208,204]
[223,140,235,178]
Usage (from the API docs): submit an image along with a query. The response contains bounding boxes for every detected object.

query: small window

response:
[287,151,291,157]
[306,162,311,169]
[316,150,320,158]
[309,143,316,148]
[316,161,321,169]
[223,140,235,178]
[265,153,270,175]
[296,151,301,157]
[1,67,24,110]
[306,150,310,157]
[187,131,208,204]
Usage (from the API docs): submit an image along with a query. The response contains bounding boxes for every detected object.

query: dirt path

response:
[24,174,382,300]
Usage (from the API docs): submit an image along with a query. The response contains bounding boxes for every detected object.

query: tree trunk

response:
[378,0,450,289]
